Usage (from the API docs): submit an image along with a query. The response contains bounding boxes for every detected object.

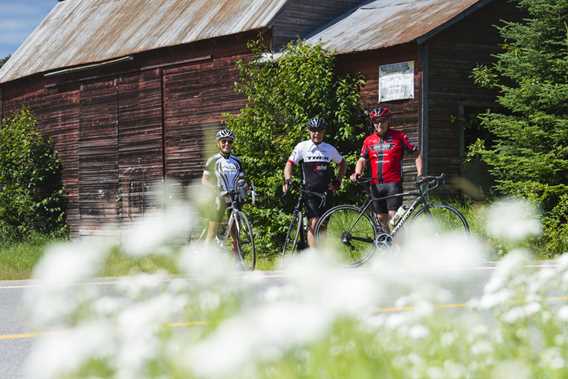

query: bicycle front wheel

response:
[282,212,302,256]
[230,211,256,270]
[413,204,469,234]
[315,205,377,266]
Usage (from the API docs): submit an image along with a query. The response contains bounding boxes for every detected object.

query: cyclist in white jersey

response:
[202,128,245,244]
[283,117,346,248]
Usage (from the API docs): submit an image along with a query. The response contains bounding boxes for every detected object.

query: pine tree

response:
[472,0,568,254]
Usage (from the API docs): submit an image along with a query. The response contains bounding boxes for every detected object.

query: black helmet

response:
[215,128,235,141]
[306,117,327,131]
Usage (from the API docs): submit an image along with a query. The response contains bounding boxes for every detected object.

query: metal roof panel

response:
[0,0,288,83]
[306,0,483,54]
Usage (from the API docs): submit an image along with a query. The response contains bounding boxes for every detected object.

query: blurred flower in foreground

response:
[486,198,542,242]
[22,188,568,379]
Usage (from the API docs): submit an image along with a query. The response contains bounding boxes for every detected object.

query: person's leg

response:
[371,184,390,232]
[206,221,219,241]
[206,199,226,243]
[307,216,318,248]
[385,183,403,228]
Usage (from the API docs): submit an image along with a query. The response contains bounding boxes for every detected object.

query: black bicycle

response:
[281,185,327,256]
[314,174,469,266]
[196,180,257,270]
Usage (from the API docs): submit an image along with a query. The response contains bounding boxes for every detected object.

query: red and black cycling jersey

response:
[360,129,417,184]
[288,140,343,193]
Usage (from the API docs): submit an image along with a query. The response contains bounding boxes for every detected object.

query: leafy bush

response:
[471,0,568,254]
[226,40,366,255]
[0,108,67,242]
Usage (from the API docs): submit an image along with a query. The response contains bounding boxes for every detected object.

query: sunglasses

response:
[371,117,389,124]
[220,139,233,145]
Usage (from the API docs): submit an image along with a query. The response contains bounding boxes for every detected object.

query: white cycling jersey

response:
[203,153,244,192]
[288,140,343,193]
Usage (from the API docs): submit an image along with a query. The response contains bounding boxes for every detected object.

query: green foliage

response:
[0,108,67,242]
[471,0,568,254]
[226,40,366,254]
[0,55,9,69]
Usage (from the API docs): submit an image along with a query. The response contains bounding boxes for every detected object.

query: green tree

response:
[226,40,366,255]
[472,0,568,254]
[0,55,9,69]
[0,108,67,242]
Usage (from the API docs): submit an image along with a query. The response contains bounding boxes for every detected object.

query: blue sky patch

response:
[0,0,55,58]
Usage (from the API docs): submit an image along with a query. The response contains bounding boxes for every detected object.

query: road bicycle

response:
[281,185,327,256]
[314,174,469,266]
[195,180,257,270]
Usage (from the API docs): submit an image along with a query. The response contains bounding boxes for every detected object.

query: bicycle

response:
[314,174,469,266]
[281,184,327,256]
[195,180,257,270]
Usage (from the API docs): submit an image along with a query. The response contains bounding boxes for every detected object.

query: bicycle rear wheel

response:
[282,212,302,256]
[412,203,469,233]
[228,211,256,270]
[315,205,377,266]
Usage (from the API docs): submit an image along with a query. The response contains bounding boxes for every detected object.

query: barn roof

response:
[306,0,491,54]
[0,0,289,84]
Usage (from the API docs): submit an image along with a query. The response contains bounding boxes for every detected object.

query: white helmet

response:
[216,128,235,141]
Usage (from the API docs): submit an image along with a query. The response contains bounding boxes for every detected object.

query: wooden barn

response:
[0,0,520,235]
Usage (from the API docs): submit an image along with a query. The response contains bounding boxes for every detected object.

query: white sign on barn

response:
[378,61,415,102]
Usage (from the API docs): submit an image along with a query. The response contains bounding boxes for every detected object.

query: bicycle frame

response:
[345,177,441,237]
[283,186,327,253]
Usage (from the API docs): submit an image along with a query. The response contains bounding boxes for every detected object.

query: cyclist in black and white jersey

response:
[283,117,346,248]
[202,128,245,243]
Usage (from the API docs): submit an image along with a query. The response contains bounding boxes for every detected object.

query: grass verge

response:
[0,234,63,280]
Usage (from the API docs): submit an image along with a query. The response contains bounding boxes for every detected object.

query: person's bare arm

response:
[283,161,294,193]
[350,158,367,182]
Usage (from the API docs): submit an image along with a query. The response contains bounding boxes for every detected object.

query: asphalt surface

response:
[0,281,32,379]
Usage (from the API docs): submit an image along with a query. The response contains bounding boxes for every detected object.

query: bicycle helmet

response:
[306,117,327,131]
[215,128,235,141]
[369,107,392,121]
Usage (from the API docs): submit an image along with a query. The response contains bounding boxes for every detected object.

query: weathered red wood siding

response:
[426,1,520,178]
[2,80,81,232]
[79,79,120,234]
[118,69,164,223]
[335,44,422,190]
[0,32,258,235]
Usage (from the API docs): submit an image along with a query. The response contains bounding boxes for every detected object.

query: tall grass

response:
[0,234,63,280]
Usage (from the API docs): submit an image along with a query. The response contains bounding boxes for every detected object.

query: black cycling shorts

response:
[304,192,331,219]
[207,197,229,223]
[370,182,402,214]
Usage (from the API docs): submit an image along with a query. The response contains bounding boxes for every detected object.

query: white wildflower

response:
[471,340,493,355]
[491,360,531,379]
[408,324,429,339]
[25,321,114,379]
[486,199,542,242]
[540,348,565,369]
[121,203,195,256]
[558,306,568,321]
[178,242,235,287]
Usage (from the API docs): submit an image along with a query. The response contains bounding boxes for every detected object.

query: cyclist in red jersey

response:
[350,106,423,232]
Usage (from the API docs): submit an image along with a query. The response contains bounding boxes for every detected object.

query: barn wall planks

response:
[163,53,251,186]
[335,44,422,191]
[0,32,257,235]
[117,69,164,222]
[426,1,519,179]
[271,0,364,49]
[79,79,119,235]
[2,81,81,233]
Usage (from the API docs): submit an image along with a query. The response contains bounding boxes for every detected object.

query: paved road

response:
[0,263,560,379]
[0,281,33,379]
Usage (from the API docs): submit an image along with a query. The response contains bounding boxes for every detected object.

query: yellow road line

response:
[0,332,42,341]
[2,296,567,341]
